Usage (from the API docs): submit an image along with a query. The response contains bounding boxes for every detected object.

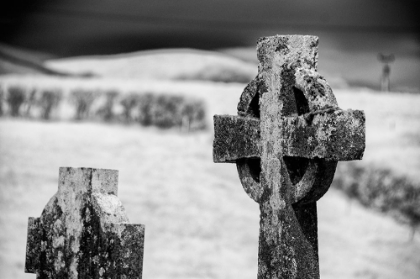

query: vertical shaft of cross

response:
[256,36,321,279]
[293,202,319,257]
[257,46,290,278]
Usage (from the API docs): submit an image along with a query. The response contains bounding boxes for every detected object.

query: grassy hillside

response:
[3,43,419,92]
[0,44,93,77]
[0,77,419,278]
[1,74,419,184]
[45,49,256,83]
[1,118,419,279]
[1,74,419,180]
[0,46,419,278]
[0,45,257,84]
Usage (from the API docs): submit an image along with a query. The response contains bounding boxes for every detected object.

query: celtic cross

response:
[213,35,365,279]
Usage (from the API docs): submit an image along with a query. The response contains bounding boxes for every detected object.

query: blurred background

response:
[0,1,419,278]
[1,0,420,91]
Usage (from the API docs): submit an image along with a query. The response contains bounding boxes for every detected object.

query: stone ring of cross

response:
[235,68,343,205]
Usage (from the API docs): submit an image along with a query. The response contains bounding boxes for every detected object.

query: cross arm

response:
[213,115,260,163]
[283,109,365,161]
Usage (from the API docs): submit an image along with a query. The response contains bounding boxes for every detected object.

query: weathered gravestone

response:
[213,35,365,278]
[25,167,145,278]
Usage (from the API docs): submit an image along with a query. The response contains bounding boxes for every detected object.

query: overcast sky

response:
[1,0,419,91]
[1,0,418,55]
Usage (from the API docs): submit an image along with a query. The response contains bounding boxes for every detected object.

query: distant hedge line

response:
[333,162,420,239]
[0,85,207,131]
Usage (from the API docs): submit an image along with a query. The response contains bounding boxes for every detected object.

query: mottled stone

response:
[214,110,365,163]
[25,167,145,279]
[213,115,260,162]
[283,110,366,161]
[213,35,366,279]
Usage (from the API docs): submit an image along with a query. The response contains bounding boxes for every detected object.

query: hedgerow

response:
[333,162,420,240]
[6,85,26,117]
[0,85,207,131]
[70,88,98,120]
[39,88,62,120]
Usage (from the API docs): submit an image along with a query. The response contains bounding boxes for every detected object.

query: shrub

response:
[333,163,420,239]
[137,93,154,126]
[153,95,183,128]
[71,88,97,120]
[96,90,118,121]
[24,89,37,118]
[135,93,207,131]
[120,93,139,123]
[0,86,4,116]
[39,88,62,120]
[6,85,26,117]
[181,99,206,131]
[400,200,420,241]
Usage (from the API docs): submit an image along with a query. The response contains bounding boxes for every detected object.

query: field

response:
[0,75,420,279]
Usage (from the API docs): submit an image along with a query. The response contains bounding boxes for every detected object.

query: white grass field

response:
[46,49,257,83]
[1,48,419,278]
[0,76,420,278]
[1,74,419,182]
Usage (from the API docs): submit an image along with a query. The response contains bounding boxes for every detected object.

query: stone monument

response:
[213,35,365,278]
[25,167,145,278]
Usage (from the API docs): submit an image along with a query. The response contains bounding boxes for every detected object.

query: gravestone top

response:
[213,35,365,278]
[25,167,145,279]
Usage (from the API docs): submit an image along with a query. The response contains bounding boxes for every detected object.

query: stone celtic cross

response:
[213,35,365,278]
[25,167,145,278]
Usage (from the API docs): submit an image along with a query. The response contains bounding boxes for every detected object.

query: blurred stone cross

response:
[25,167,145,278]
[377,53,395,92]
[213,35,365,279]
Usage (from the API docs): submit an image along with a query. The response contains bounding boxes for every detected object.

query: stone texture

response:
[214,110,365,163]
[283,110,365,161]
[213,115,260,163]
[213,35,366,279]
[25,167,145,279]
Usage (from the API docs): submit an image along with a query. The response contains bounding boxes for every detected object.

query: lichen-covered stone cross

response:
[213,35,365,278]
[25,167,145,278]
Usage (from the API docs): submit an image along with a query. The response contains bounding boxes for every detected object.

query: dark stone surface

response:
[25,167,145,278]
[25,217,41,273]
[213,35,366,279]
[237,76,267,118]
[283,110,366,161]
[213,115,260,163]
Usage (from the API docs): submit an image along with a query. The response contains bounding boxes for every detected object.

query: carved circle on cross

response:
[236,67,339,205]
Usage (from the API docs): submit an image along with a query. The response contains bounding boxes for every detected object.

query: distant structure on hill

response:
[378,53,395,92]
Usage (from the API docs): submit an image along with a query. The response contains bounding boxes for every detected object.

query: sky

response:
[1,0,419,91]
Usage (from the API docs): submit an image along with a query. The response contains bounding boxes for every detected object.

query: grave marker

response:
[25,167,145,278]
[213,35,365,278]
[378,53,395,92]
